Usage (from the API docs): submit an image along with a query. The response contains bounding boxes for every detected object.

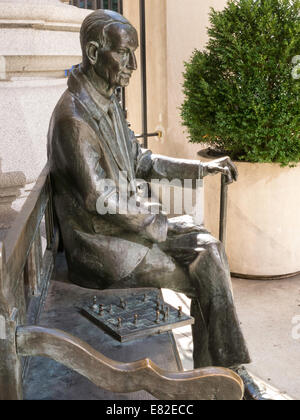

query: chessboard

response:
[81,289,194,343]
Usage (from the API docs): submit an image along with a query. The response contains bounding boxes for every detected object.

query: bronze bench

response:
[0,165,244,400]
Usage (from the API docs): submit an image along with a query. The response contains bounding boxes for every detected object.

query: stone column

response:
[0,0,90,239]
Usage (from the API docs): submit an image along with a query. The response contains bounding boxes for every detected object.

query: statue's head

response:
[80,9,138,90]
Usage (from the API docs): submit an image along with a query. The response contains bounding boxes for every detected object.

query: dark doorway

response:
[69,1,122,13]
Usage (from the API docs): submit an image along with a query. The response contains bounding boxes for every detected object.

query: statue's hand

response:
[203,157,238,184]
[168,216,206,235]
[144,213,168,243]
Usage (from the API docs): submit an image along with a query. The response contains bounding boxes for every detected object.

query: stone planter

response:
[204,159,300,279]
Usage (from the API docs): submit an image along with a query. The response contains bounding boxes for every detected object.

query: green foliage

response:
[181,0,300,165]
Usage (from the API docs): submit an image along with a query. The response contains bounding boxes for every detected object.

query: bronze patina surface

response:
[47,9,251,371]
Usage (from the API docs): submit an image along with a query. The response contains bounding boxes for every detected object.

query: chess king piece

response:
[48,9,265,398]
[117,318,122,329]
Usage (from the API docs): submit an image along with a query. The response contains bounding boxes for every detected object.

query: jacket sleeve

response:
[54,117,168,243]
[129,129,204,183]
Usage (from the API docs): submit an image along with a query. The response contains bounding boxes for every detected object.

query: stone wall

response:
[0,0,90,239]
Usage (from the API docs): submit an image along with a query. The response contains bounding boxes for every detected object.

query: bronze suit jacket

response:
[48,66,171,288]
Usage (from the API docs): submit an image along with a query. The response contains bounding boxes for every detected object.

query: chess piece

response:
[134,314,138,325]
[99,304,104,316]
[142,294,147,302]
[155,310,160,324]
[117,317,122,328]
[162,311,167,322]
[165,307,169,320]
[108,304,113,314]
[178,306,183,318]
[120,298,126,310]
[92,296,98,313]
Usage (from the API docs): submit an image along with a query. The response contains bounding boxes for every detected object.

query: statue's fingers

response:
[220,166,233,184]
[227,160,238,181]
[214,166,231,184]
[216,165,230,176]
[225,175,234,185]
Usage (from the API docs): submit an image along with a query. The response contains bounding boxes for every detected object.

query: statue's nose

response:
[128,51,137,71]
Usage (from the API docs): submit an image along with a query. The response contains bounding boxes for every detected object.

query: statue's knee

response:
[209,239,227,261]
[201,236,225,257]
[191,234,228,274]
[198,239,228,271]
[212,239,225,255]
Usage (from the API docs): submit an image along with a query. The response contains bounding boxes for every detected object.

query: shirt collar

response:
[68,65,114,118]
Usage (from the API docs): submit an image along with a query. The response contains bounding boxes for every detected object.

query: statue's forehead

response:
[105,23,138,49]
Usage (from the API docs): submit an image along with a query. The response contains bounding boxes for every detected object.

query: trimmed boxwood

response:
[181,0,300,166]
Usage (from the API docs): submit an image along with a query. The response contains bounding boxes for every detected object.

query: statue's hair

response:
[80,9,132,67]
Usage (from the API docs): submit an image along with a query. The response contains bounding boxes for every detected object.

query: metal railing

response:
[69,0,122,13]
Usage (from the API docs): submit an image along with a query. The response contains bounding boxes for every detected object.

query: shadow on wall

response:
[0,158,26,240]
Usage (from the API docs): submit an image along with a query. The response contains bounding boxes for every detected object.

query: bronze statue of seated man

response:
[48,9,265,398]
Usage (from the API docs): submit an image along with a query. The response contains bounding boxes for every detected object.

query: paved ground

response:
[163,275,300,400]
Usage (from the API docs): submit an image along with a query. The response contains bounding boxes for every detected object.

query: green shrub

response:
[181,0,300,165]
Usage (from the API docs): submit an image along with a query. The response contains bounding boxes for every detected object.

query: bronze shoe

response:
[232,366,271,400]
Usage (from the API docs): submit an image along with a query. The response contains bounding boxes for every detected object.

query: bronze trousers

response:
[114,230,251,369]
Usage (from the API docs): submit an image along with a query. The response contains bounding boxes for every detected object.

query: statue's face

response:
[95,23,138,89]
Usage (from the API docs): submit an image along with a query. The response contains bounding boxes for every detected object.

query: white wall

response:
[124,0,228,159]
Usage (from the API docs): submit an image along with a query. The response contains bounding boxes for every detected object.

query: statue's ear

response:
[86,41,100,66]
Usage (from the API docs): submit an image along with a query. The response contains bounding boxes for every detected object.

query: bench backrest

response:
[0,165,57,399]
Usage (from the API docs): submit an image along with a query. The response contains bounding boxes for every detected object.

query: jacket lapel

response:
[109,97,135,182]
